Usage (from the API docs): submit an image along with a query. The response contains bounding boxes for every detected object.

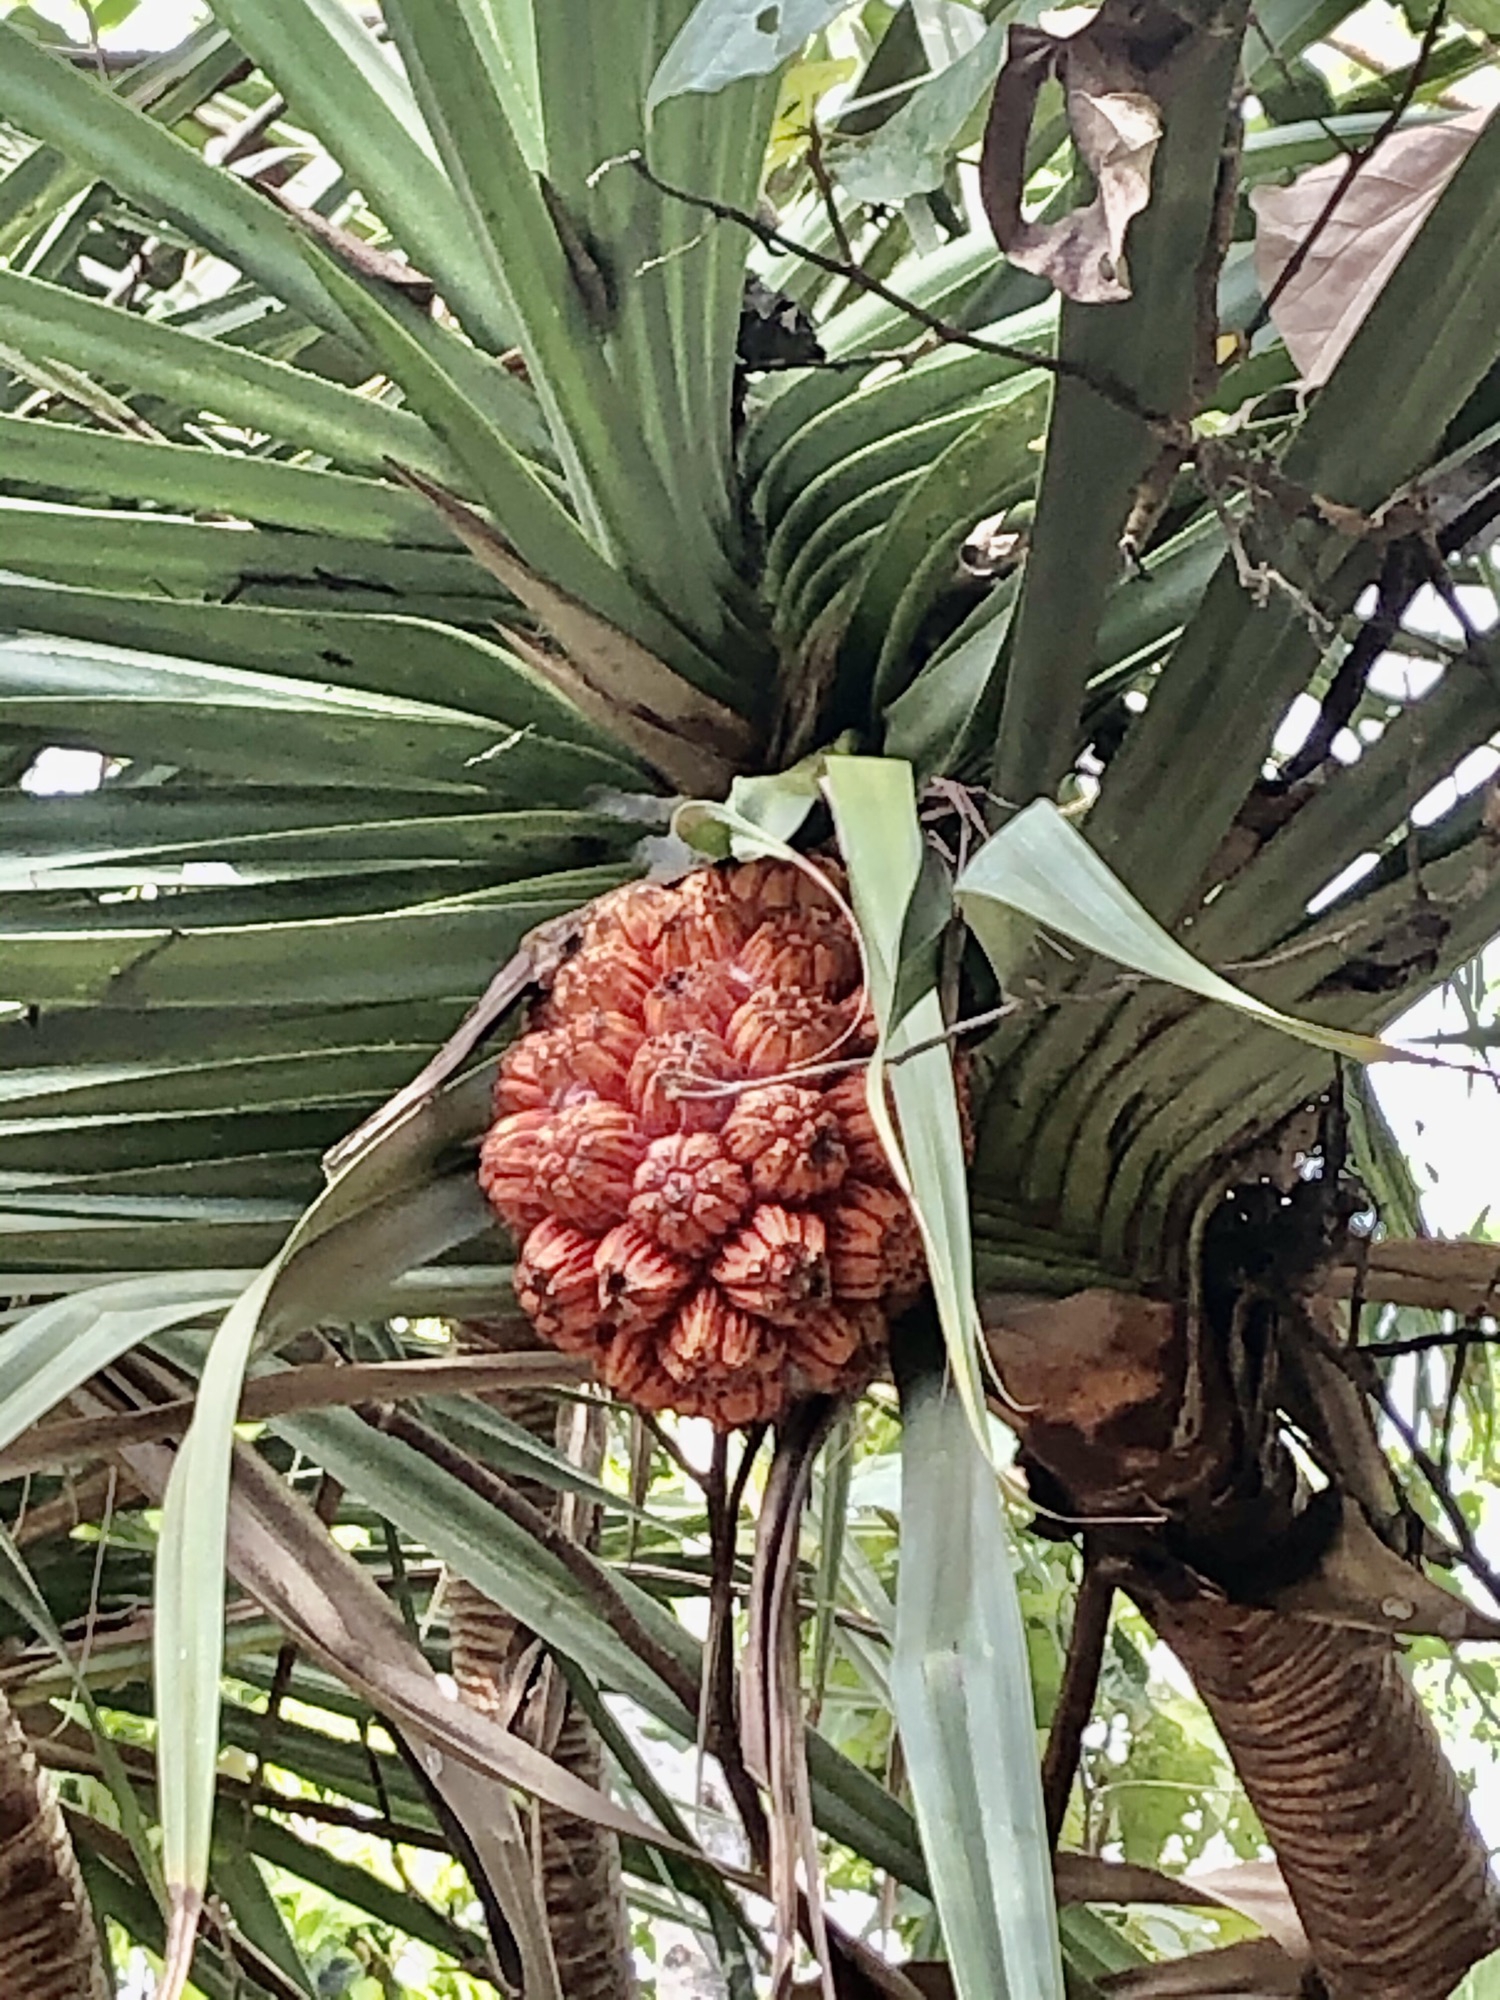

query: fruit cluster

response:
[477,860,925,1427]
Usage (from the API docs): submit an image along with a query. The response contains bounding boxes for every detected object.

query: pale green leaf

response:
[956,799,1392,1064]
[821,755,991,1445]
[649,0,848,110]
[893,1345,1064,2000]
[0,1273,238,1457]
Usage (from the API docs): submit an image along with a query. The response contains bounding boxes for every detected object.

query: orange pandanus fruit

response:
[478,860,927,1428]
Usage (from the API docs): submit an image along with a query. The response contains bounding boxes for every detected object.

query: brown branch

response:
[591,150,1167,427]
[805,117,857,268]
[0,1351,592,1481]
[1325,1236,1500,1319]
[1041,1553,1114,1851]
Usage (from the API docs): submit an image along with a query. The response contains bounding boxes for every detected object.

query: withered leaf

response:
[1250,109,1491,387]
[1266,1492,1500,1643]
[980,14,1163,304]
[387,461,752,793]
[266,184,436,304]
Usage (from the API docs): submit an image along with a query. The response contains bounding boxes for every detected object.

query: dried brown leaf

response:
[980,15,1162,303]
[743,1400,840,2000]
[388,462,752,793]
[321,906,585,1177]
[1250,110,1492,387]
[267,185,436,303]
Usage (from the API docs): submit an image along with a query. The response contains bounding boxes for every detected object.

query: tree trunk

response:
[1140,1591,1500,2000]
[985,1286,1500,2000]
[0,1688,111,2000]
[446,1325,637,2000]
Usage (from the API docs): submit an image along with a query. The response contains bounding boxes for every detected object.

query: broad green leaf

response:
[1454,1948,1500,2000]
[990,4,1248,811]
[894,1339,1064,2000]
[724,741,849,845]
[649,0,850,110]
[955,798,1391,1064]
[834,18,1007,205]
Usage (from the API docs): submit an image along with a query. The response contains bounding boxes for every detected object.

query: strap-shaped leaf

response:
[956,797,1391,1064]
[0,23,359,344]
[204,0,518,355]
[894,1332,1064,2000]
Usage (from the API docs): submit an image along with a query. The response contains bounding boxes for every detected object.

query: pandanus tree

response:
[3,0,1500,1995]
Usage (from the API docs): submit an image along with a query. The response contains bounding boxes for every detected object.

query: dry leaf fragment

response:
[1250,109,1492,387]
[980,16,1164,303]
[267,184,436,304]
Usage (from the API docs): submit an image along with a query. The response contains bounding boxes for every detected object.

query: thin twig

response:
[1309,1314,1500,1610]
[1250,0,1450,338]
[1042,1552,1114,1851]
[805,117,857,268]
[1360,1325,1500,1359]
[590,150,1167,427]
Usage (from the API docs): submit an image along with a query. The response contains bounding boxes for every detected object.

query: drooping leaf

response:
[893,1326,1064,2000]
[956,799,1393,1064]
[979,14,1163,304]
[821,756,991,1444]
[0,1273,238,1457]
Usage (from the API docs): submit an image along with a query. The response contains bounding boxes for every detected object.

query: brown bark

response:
[1141,1592,1500,2000]
[0,1687,110,2000]
[445,1326,637,2000]
[985,1286,1500,2000]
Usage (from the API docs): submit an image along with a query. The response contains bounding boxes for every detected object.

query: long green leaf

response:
[203,0,517,356]
[0,270,462,478]
[382,0,732,642]
[154,1263,279,1992]
[1088,101,1500,923]
[0,23,358,344]
[955,798,1391,1063]
[991,1,1250,810]
[0,414,456,546]
[0,1272,237,1456]
[821,755,991,1442]
[893,1335,1063,2000]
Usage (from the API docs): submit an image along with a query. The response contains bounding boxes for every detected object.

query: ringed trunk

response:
[0,1688,110,2000]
